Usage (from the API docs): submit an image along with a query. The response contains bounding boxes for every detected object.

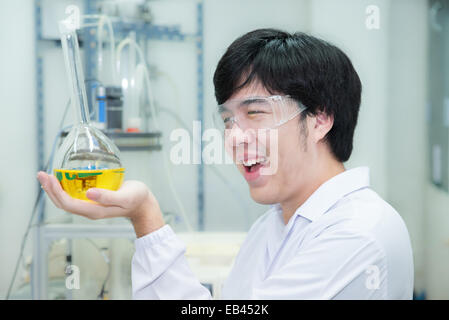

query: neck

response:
[280,157,345,225]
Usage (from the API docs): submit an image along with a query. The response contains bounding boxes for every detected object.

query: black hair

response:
[213,28,362,162]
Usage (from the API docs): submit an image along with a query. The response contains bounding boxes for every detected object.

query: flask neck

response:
[60,23,90,124]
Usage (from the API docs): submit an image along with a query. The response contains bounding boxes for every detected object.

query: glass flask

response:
[54,20,125,201]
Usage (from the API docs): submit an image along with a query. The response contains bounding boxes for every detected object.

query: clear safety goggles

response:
[212,95,307,132]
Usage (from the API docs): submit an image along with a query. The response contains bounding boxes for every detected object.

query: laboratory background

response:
[0,0,448,300]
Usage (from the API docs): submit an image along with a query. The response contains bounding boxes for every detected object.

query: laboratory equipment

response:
[96,85,107,129]
[116,35,152,133]
[54,19,125,200]
[105,86,124,131]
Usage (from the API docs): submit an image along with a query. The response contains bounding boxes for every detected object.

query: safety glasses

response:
[212,95,307,132]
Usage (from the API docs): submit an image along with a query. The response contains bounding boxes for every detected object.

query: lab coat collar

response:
[273,166,371,224]
[265,167,370,271]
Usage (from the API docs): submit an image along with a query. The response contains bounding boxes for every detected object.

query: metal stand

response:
[32,0,205,299]
[31,223,135,299]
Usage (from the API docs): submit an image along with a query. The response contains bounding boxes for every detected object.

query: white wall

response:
[309,0,391,198]
[0,0,36,298]
[387,0,428,295]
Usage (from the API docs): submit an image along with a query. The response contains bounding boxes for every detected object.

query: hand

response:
[37,171,165,237]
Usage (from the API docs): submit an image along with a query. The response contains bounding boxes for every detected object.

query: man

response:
[37,29,414,299]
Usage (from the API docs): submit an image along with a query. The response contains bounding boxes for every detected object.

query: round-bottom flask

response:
[54,123,125,200]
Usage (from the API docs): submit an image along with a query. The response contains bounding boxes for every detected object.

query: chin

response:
[249,186,278,204]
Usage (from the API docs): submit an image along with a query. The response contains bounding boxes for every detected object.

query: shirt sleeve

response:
[251,228,388,299]
[131,224,212,300]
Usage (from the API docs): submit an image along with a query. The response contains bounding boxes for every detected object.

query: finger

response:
[86,187,131,208]
[47,174,95,216]
[47,174,126,219]
[37,172,63,208]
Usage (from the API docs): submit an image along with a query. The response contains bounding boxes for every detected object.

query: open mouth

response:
[241,157,268,173]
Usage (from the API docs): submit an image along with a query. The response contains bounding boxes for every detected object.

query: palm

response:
[37,172,152,220]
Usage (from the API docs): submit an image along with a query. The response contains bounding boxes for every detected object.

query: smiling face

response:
[213,30,361,217]
[224,82,317,206]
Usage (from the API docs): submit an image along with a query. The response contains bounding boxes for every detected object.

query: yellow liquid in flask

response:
[54,168,125,200]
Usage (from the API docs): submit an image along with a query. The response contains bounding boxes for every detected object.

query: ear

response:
[312,111,334,143]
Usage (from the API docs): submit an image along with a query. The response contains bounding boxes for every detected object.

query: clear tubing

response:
[81,15,117,83]
[59,20,90,124]
[116,37,192,231]
[116,37,157,129]
[127,32,138,125]
[96,15,118,84]
[78,14,118,84]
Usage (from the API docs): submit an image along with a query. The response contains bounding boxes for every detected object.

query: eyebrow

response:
[241,97,267,105]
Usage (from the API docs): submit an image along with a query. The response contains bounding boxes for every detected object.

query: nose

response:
[225,122,257,147]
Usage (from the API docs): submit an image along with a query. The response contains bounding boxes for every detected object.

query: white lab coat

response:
[131,167,414,299]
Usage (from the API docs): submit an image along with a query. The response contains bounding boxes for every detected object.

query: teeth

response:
[241,157,267,167]
[244,159,256,166]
